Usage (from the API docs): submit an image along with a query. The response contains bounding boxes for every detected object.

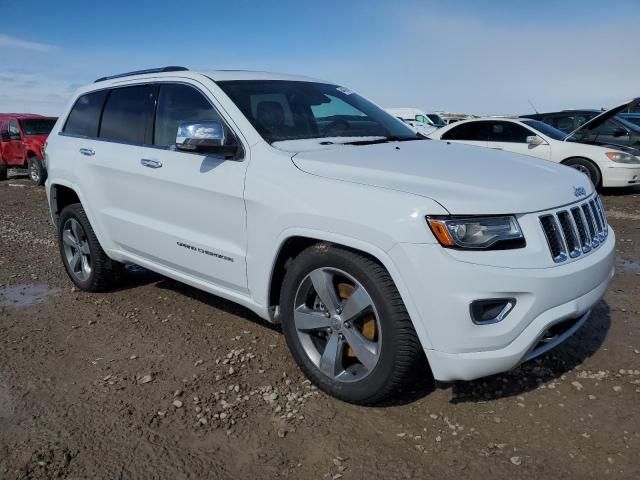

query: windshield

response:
[20,118,57,135]
[427,113,445,125]
[522,119,569,141]
[216,80,418,143]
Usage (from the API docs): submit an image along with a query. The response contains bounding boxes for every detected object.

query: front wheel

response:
[0,165,7,181]
[563,158,601,189]
[280,243,424,405]
[28,156,46,186]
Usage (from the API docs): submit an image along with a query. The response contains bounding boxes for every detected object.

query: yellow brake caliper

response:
[338,283,376,358]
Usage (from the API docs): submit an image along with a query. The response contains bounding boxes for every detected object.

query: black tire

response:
[57,203,123,292]
[0,165,7,181]
[279,243,424,405]
[28,156,47,186]
[563,157,602,190]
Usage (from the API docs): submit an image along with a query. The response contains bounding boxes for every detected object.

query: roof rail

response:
[94,66,189,83]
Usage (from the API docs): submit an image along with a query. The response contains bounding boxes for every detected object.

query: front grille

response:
[540,195,608,263]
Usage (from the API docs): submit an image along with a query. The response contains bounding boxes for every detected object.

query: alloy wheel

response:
[570,164,592,180]
[61,218,92,282]
[293,267,381,383]
[30,162,40,184]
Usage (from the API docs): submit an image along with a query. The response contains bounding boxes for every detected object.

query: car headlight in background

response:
[427,216,525,249]
[605,151,640,164]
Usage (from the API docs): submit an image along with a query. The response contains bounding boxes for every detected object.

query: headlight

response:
[427,216,525,249]
[605,151,640,164]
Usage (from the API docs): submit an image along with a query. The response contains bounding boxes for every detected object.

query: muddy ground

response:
[0,170,639,479]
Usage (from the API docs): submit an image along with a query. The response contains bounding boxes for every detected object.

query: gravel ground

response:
[1,170,639,479]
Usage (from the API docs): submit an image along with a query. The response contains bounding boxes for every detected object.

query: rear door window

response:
[63,90,108,137]
[441,121,490,141]
[99,85,156,144]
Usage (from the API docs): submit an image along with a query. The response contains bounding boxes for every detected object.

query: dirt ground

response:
[0,170,639,480]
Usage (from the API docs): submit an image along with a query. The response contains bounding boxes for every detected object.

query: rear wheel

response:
[58,203,123,291]
[563,158,601,189]
[0,165,7,181]
[280,243,424,404]
[28,156,46,186]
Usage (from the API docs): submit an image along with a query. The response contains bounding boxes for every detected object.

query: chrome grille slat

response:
[540,195,607,263]
[589,199,604,239]
[582,203,599,247]
[571,207,591,253]
[540,215,567,263]
[557,211,581,258]
[594,197,608,238]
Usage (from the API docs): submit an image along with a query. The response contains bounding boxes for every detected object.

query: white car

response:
[386,108,438,136]
[429,112,640,188]
[45,67,614,404]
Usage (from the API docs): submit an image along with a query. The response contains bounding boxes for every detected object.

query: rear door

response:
[486,120,552,160]
[439,121,490,148]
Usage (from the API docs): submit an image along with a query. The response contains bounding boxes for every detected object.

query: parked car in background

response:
[429,116,640,188]
[386,108,438,135]
[521,99,640,150]
[426,112,446,128]
[620,113,640,128]
[0,113,57,185]
[45,67,615,404]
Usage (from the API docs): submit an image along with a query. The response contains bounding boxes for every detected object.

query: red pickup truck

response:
[0,113,57,185]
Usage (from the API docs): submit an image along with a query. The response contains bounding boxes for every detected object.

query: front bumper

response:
[388,228,615,382]
[602,164,640,187]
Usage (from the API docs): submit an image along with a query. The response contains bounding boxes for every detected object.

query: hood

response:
[287,140,594,215]
[565,97,639,140]
[581,141,640,156]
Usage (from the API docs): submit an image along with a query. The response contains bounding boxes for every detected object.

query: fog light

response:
[470,298,516,325]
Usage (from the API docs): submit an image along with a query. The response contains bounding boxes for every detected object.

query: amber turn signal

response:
[426,219,455,246]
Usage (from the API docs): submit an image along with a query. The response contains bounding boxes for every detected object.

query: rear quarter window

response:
[63,90,108,137]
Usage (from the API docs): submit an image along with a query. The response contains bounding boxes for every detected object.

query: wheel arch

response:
[50,183,81,226]
[560,156,602,185]
[266,232,433,350]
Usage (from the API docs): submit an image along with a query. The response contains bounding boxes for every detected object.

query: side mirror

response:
[175,121,239,157]
[613,128,628,138]
[526,135,545,146]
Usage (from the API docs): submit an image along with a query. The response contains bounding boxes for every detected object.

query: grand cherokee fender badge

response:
[574,186,586,197]
[176,241,234,262]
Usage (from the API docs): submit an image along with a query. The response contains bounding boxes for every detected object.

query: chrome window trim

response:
[59,79,248,161]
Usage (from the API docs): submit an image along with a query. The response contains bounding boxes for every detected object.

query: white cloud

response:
[0,73,76,115]
[0,34,57,52]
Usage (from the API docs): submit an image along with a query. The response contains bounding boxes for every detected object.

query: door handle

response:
[491,147,504,150]
[141,158,162,169]
[79,148,95,156]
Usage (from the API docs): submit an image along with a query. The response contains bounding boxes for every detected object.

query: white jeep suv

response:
[45,67,615,404]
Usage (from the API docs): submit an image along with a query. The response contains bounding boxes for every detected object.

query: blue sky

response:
[1,0,638,115]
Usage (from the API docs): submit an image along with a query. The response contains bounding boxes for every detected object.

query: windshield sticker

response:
[336,86,354,95]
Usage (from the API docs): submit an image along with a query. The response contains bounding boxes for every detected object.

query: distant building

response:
[435,111,477,124]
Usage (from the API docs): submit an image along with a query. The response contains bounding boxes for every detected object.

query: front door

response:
[486,121,552,161]
[6,119,25,165]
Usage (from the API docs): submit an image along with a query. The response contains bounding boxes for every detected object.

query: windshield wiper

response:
[343,135,427,146]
